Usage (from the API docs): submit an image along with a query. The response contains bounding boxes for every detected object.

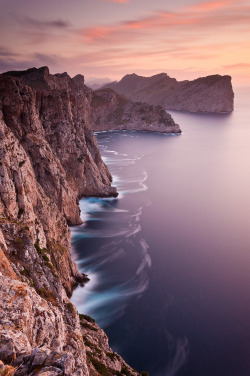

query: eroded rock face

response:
[0,67,140,376]
[90,88,181,133]
[0,67,118,294]
[0,274,87,376]
[102,73,234,113]
[79,315,138,376]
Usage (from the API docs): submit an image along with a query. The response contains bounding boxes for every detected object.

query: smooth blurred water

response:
[71,87,250,376]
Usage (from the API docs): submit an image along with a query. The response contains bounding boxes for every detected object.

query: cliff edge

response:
[102,73,234,113]
[0,67,142,376]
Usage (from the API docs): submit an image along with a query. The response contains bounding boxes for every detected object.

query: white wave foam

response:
[136,239,152,275]
[165,336,189,376]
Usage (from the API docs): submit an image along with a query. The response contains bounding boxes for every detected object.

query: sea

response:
[71,87,250,376]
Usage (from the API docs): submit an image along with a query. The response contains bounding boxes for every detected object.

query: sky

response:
[0,0,250,85]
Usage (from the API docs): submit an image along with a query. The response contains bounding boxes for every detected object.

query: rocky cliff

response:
[102,73,234,113]
[90,88,181,133]
[0,67,142,376]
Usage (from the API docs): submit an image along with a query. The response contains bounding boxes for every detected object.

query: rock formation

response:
[90,88,181,133]
[102,73,234,113]
[0,67,142,376]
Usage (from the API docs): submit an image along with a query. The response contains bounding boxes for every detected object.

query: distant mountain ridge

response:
[102,72,234,113]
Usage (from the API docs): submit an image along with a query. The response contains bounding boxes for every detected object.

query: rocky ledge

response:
[0,67,147,376]
[102,73,234,113]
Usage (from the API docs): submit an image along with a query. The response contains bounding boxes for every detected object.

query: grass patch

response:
[106,352,118,362]
[79,313,95,324]
[37,287,57,306]
[19,160,25,167]
[20,268,31,277]
[80,321,98,332]
[65,302,75,313]
[83,336,102,354]
[121,365,133,376]
[87,352,113,376]
[34,242,56,274]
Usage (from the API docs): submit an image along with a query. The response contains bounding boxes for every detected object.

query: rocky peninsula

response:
[90,88,181,133]
[102,73,234,113]
[0,66,167,376]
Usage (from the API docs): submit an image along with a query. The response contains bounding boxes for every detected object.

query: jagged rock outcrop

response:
[90,88,181,133]
[79,314,138,376]
[0,67,141,376]
[0,66,118,297]
[102,73,234,113]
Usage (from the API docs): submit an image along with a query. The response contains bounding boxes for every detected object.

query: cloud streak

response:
[223,63,250,69]
[79,1,250,45]
[102,0,129,2]
[20,17,71,29]
[0,0,249,83]
[189,0,239,12]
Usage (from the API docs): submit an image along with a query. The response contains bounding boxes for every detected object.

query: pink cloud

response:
[189,0,237,11]
[102,0,129,3]
[79,0,250,46]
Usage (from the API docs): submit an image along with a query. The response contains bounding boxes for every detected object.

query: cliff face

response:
[102,73,234,113]
[90,88,181,133]
[0,67,140,376]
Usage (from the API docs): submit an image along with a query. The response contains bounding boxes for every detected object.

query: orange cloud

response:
[79,0,250,46]
[223,63,250,69]
[83,26,114,41]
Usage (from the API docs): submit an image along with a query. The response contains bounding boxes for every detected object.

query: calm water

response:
[72,87,250,376]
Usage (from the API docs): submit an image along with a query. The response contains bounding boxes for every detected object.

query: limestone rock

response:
[102,72,234,113]
[91,88,181,133]
[0,66,118,296]
[79,315,138,376]
[0,66,140,376]
[0,275,88,376]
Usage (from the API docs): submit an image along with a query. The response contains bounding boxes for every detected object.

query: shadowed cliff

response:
[102,72,234,113]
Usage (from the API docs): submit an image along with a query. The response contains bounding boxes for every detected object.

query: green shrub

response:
[106,352,117,362]
[87,353,113,376]
[19,160,25,167]
[80,321,98,331]
[37,287,57,306]
[65,302,75,313]
[17,208,24,218]
[121,366,132,376]
[79,313,95,323]
[20,268,30,277]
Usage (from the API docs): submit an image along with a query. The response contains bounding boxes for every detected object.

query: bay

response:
[72,87,250,376]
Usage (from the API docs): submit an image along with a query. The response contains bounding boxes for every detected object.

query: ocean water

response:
[71,87,250,376]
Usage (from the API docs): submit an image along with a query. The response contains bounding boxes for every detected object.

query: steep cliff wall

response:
[91,88,181,133]
[102,73,234,113]
[0,67,141,376]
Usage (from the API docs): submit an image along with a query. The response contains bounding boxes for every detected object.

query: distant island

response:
[102,73,234,113]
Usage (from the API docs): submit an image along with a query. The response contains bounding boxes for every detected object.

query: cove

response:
[72,87,250,376]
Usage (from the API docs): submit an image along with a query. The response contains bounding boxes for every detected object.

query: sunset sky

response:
[0,0,250,85]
